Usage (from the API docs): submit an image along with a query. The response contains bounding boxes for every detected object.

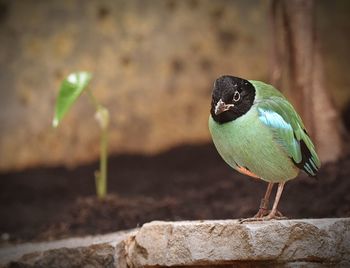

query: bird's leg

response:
[239,182,287,223]
[254,182,274,218]
[264,182,287,220]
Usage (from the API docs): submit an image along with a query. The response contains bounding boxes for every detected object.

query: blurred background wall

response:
[0,0,349,171]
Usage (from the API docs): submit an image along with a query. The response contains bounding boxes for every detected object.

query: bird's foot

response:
[274,210,285,218]
[252,197,270,218]
[239,210,287,223]
[253,207,269,218]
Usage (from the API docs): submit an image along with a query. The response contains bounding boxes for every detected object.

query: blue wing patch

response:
[258,108,302,164]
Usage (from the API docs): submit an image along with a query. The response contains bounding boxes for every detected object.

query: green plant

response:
[53,72,110,200]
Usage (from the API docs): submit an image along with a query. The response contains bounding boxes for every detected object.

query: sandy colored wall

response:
[0,0,349,171]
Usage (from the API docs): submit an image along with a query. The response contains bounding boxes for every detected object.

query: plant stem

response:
[97,121,108,199]
[86,88,109,200]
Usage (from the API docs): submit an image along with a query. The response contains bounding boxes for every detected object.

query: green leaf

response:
[52,72,92,127]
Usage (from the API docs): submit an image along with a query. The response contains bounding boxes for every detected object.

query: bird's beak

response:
[214,99,234,115]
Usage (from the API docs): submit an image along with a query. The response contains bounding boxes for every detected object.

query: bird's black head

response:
[210,75,256,124]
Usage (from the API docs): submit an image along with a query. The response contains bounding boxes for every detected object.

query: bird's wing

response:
[256,96,321,176]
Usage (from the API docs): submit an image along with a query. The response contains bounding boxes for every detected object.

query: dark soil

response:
[0,143,350,246]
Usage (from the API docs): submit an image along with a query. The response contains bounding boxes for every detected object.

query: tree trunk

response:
[270,0,343,163]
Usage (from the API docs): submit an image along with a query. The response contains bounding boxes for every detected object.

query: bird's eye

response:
[233,91,240,102]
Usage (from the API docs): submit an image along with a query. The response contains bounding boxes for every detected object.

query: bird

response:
[208,75,321,221]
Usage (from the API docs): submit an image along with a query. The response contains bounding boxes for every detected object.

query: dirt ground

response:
[0,142,350,246]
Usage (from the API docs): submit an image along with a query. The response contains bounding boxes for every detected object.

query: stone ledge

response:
[1,218,349,267]
[0,229,136,267]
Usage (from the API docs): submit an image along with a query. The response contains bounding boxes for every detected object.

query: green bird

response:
[208,75,321,220]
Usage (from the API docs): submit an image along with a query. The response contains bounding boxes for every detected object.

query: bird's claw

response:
[239,210,287,224]
[253,207,269,218]
[275,210,285,218]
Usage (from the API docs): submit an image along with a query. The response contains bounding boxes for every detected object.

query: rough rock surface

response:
[0,230,135,267]
[1,218,349,267]
[126,218,350,267]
